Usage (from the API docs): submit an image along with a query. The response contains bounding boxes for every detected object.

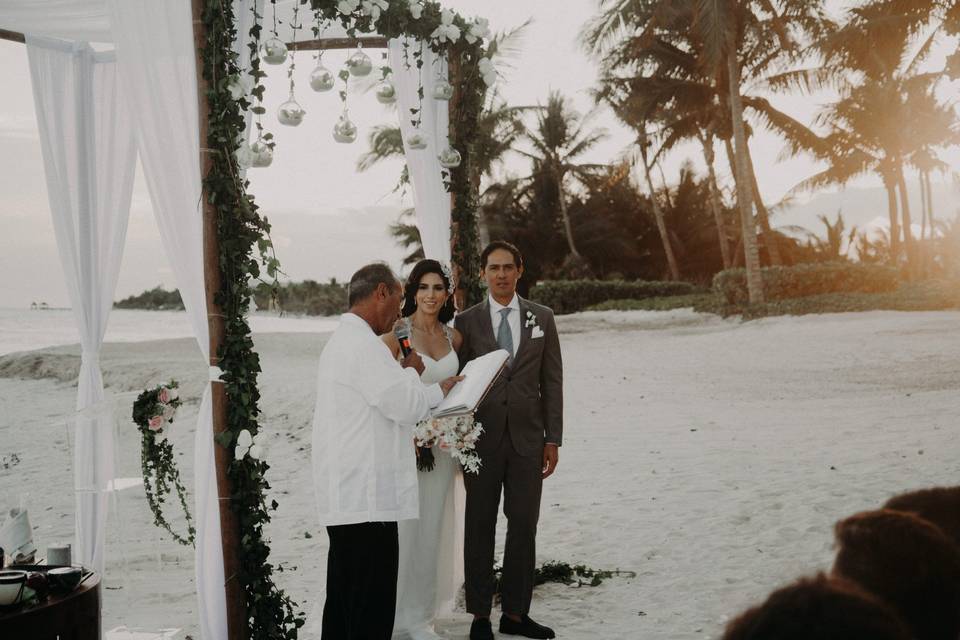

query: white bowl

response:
[0,570,27,606]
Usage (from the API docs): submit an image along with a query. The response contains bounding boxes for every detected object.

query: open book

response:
[431,349,510,418]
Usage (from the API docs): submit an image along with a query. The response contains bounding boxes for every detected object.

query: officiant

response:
[311,263,462,640]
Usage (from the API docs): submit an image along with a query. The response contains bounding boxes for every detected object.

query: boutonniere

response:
[525,310,544,339]
[524,310,539,329]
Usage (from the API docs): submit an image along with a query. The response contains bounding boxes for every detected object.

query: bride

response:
[383,259,465,639]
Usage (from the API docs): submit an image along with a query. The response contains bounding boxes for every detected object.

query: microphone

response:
[395,324,413,357]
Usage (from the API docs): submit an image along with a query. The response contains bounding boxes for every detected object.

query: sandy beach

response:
[1,308,959,639]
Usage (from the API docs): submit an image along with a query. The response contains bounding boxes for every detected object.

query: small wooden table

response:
[0,572,100,640]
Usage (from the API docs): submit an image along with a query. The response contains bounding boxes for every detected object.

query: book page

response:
[432,349,509,417]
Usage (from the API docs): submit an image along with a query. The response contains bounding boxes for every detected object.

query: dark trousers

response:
[322,521,399,640]
[464,432,544,617]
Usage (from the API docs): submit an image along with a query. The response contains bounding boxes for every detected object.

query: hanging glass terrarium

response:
[250,140,274,168]
[406,129,429,150]
[262,37,288,65]
[432,77,454,101]
[346,47,373,77]
[375,78,397,104]
[438,145,462,168]
[310,63,336,92]
[333,112,358,144]
[277,96,306,126]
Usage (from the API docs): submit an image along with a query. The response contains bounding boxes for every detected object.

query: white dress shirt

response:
[312,313,444,526]
[489,293,522,358]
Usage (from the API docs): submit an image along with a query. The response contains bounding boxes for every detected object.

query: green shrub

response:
[713,262,899,305]
[529,279,700,314]
[586,293,721,312]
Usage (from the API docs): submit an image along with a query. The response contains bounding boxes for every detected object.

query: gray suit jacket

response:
[455,296,563,457]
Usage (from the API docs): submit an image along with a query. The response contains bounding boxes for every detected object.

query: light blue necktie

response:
[497,307,514,361]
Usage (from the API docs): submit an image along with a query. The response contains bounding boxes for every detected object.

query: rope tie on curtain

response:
[80,348,101,363]
[208,366,225,382]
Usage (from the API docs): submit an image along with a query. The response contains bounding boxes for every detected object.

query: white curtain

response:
[388,38,453,265]
[107,3,226,639]
[0,1,113,43]
[25,35,136,576]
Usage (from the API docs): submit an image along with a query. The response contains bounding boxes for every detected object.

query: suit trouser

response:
[464,432,544,617]
[322,521,399,639]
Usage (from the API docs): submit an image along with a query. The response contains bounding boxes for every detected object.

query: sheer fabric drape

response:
[26,35,137,576]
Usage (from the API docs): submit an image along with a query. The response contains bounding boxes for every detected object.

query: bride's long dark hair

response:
[401,259,456,323]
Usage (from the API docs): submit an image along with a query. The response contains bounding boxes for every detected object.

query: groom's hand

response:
[439,375,464,397]
[542,443,559,479]
[401,349,426,375]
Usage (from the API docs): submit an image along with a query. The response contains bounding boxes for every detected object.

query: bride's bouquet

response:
[413,414,484,474]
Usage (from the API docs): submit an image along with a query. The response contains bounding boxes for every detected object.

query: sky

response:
[0,0,958,308]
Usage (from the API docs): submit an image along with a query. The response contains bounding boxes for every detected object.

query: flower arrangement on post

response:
[131,381,195,547]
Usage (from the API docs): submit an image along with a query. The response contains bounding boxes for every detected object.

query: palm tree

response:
[636,128,681,279]
[518,91,607,260]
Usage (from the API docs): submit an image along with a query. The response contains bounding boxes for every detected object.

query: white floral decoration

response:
[227,74,254,101]
[414,414,484,474]
[464,17,490,45]
[408,0,424,20]
[525,310,539,328]
[338,0,360,16]
[361,0,388,23]
[430,9,461,44]
[440,262,456,295]
[478,56,497,87]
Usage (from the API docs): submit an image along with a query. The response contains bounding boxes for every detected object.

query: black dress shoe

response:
[470,617,495,640]
[499,614,556,639]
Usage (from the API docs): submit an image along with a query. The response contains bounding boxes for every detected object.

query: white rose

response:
[166,387,179,401]
[234,444,245,460]
[248,444,263,460]
[237,429,253,450]
[408,0,423,20]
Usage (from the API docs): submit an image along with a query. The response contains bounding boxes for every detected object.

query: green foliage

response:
[530,279,699,314]
[493,561,636,595]
[728,280,960,319]
[115,287,185,311]
[713,263,899,305]
[253,279,348,316]
[132,382,194,547]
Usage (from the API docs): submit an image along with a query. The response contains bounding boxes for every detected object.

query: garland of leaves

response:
[311,0,488,306]
[198,1,302,638]
[494,561,637,596]
[132,382,195,547]
[198,1,493,635]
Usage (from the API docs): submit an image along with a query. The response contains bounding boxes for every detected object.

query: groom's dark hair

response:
[348,263,399,306]
[480,240,523,269]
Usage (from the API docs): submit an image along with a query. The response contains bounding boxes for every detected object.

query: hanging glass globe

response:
[277,98,306,126]
[375,79,397,104]
[346,49,373,77]
[432,79,454,101]
[406,129,429,150]
[262,37,288,65]
[250,140,273,168]
[333,113,358,144]
[309,64,336,92]
[438,145,462,168]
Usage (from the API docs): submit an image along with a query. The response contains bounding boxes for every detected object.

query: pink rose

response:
[158,388,170,404]
[148,415,163,431]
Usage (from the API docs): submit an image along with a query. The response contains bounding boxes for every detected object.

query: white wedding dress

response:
[393,327,465,639]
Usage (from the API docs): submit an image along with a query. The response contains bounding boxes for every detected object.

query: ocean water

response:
[0,308,340,356]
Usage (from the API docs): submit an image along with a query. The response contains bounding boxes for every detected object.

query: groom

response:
[455,241,563,640]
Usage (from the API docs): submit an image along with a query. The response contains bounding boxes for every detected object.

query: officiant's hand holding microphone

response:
[397,324,463,396]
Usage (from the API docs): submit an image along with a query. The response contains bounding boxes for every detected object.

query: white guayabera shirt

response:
[313,313,444,526]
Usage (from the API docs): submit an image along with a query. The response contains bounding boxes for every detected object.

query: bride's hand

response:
[439,375,464,397]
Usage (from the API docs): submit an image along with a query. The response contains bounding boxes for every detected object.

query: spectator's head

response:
[833,509,960,640]
[348,263,402,334]
[723,574,910,640]
[884,486,960,547]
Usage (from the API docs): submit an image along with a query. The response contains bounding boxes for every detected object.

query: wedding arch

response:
[0,1,491,638]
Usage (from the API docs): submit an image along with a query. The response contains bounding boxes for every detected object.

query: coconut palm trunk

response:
[700,132,732,268]
[726,48,764,303]
[553,166,581,259]
[746,147,782,266]
[896,165,916,277]
[882,174,901,265]
[640,152,681,281]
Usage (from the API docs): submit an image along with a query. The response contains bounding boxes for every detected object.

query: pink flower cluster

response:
[148,385,181,432]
